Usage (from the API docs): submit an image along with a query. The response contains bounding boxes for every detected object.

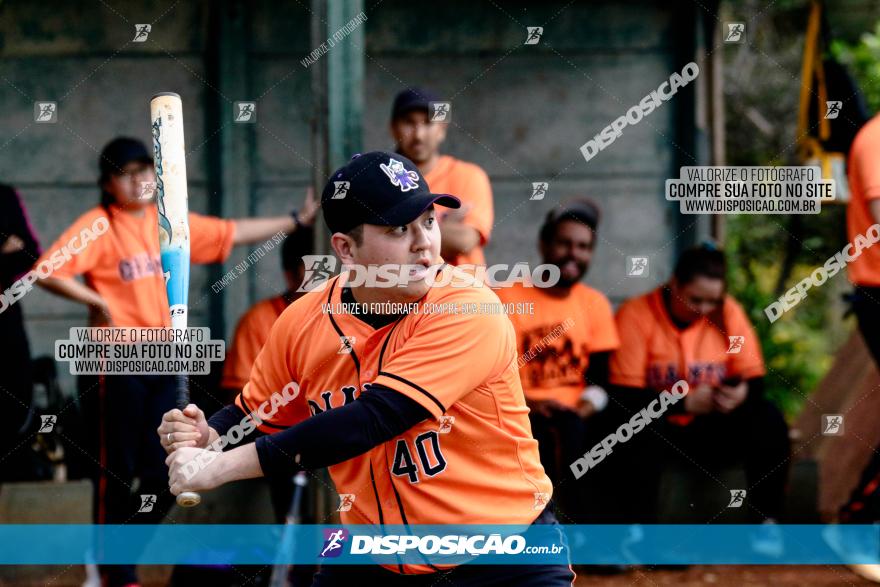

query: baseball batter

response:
[158,152,573,585]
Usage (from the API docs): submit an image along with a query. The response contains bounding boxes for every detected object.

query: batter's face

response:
[390,110,447,165]
[332,207,441,303]
[669,275,725,323]
[540,220,594,287]
[104,161,155,209]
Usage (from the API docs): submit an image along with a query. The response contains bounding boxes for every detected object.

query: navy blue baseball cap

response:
[99,137,153,177]
[391,87,440,120]
[321,151,460,234]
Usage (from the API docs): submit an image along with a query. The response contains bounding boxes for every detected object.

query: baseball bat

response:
[151,92,200,508]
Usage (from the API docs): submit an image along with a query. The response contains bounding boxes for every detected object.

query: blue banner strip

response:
[0,524,876,565]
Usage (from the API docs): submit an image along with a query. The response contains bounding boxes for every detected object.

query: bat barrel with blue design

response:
[151,92,200,508]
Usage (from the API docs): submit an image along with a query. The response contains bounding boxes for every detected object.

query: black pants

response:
[310,509,574,586]
[0,308,33,483]
[528,409,585,522]
[839,286,880,522]
[594,397,790,524]
[78,373,177,587]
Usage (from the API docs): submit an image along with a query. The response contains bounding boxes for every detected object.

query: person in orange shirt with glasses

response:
[497,199,619,520]
[389,88,493,267]
[33,137,317,587]
[604,246,789,529]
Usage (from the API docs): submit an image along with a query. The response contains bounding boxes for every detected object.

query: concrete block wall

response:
[0,0,700,393]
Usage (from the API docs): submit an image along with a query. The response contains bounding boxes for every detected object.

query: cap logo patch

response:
[379,158,420,192]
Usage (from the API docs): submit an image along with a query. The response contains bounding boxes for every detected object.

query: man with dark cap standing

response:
[390,88,494,267]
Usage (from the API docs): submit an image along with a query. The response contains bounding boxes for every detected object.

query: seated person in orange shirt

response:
[390,87,493,266]
[605,245,789,526]
[221,226,313,398]
[498,199,619,520]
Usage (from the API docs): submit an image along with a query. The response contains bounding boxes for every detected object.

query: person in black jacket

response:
[0,185,41,482]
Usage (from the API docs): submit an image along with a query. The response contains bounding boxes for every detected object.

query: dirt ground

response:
[574,565,877,586]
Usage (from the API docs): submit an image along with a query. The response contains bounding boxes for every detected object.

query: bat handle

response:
[177,492,202,507]
[174,372,201,508]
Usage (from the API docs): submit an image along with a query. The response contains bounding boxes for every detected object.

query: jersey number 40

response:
[391,431,447,484]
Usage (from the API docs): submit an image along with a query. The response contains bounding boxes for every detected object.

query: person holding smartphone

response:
[602,245,790,530]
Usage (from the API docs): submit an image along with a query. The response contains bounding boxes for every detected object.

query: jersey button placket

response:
[362,330,386,384]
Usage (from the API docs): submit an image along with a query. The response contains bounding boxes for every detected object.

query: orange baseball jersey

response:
[848,114,880,286]
[237,265,551,573]
[497,282,620,408]
[221,295,289,391]
[610,287,765,394]
[423,155,493,266]
[35,204,235,327]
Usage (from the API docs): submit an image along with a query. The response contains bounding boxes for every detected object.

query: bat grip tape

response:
[175,373,190,410]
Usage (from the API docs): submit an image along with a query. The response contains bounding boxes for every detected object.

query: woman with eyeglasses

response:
[33,136,316,587]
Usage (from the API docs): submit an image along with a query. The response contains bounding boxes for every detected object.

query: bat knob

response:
[176,491,201,507]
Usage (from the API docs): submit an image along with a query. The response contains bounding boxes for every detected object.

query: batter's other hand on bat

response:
[158,404,210,454]
[166,446,224,495]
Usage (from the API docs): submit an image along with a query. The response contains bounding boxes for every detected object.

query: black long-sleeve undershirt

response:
[207,384,431,478]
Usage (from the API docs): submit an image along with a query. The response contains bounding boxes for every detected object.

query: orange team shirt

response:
[610,288,765,415]
[848,114,880,286]
[237,265,551,573]
[35,204,235,327]
[423,155,493,266]
[221,295,289,390]
[497,282,620,408]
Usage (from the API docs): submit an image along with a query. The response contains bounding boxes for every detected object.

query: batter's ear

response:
[330,232,357,266]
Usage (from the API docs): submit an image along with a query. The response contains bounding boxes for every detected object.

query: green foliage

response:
[721,1,874,419]
[727,220,846,417]
[831,23,880,113]
[724,211,845,419]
